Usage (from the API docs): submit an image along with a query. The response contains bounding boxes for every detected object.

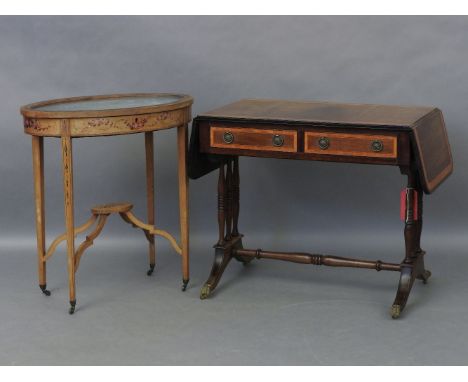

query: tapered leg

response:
[145,132,156,276]
[32,136,50,296]
[61,124,76,314]
[177,125,189,291]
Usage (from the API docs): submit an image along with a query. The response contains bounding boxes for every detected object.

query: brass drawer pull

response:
[371,140,383,152]
[211,127,297,152]
[272,134,284,147]
[223,131,234,144]
[318,137,330,150]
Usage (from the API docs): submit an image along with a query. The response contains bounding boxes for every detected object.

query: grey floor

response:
[0,232,467,365]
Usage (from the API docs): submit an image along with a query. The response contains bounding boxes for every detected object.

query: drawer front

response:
[304,131,397,158]
[210,126,298,153]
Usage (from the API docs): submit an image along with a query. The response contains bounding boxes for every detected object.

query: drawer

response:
[210,126,298,153]
[304,131,397,158]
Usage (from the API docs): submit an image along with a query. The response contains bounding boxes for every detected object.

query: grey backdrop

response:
[0,16,467,365]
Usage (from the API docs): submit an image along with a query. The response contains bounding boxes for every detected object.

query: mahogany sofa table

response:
[188,98,453,318]
[21,93,192,314]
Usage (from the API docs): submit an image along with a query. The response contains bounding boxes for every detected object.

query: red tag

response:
[400,189,418,221]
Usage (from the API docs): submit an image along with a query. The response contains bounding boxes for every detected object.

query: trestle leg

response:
[391,170,431,319]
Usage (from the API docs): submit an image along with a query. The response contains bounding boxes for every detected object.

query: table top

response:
[21,93,193,119]
[198,99,437,127]
[190,98,453,194]
[22,93,193,137]
[30,95,184,112]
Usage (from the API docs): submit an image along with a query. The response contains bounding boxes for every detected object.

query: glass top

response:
[32,95,184,112]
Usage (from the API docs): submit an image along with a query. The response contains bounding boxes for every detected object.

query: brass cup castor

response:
[421,270,432,284]
[181,279,189,292]
[391,304,401,319]
[69,300,76,315]
[147,264,155,276]
[200,284,212,300]
[39,284,51,296]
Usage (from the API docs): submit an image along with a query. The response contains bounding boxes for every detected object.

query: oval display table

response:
[21,93,193,314]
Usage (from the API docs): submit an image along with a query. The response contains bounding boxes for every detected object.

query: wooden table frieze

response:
[189,98,453,319]
[22,93,193,314]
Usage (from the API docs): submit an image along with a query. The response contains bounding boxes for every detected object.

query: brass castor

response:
[181,279,189,292]
[419,270,432,284]
[234,254,252,266]
[239,257,253,266]
[200,284,211,300]
[39,284,51,296]
[147,264,155,276]
[69,300,76,315]
[391,304,401,319]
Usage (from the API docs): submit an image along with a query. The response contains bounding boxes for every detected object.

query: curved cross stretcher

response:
[43,202,183,311]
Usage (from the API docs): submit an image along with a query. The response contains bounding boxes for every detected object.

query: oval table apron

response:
[21,93,193,314]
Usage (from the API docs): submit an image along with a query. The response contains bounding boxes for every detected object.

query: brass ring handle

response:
[272,134,284,147]
[223,131,234,144]
[371,140,383,152]
[318,137,330,150]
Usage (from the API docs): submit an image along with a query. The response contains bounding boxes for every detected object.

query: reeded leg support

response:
[216,163,226,246]
[201,158,246,299]
[391,171,431,319]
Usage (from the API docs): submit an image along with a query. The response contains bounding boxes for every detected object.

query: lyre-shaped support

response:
[390,170,431,319]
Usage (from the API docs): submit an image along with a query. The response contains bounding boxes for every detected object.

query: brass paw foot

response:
[147,264,155,276]
[39,284,51,296]
[69,300,76,315]
[391,304,401,319]
[181,279,189,292]
[200,284,212,300]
